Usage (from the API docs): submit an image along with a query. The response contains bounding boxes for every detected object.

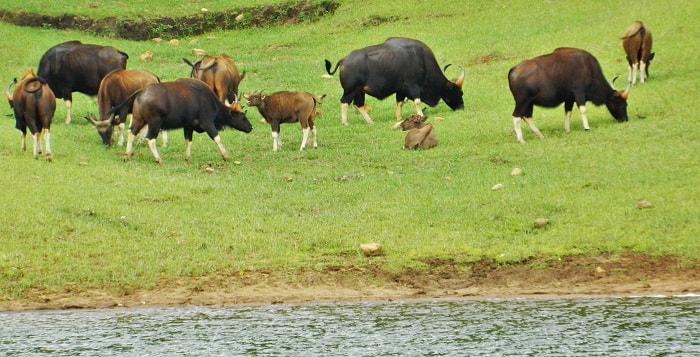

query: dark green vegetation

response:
[0,0,698,300]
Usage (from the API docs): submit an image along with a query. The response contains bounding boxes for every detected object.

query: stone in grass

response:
[360,243,382,257]
[510,167,524,176]
[637,200,653,209]
[534,218,549,227]
[491,183,505,190]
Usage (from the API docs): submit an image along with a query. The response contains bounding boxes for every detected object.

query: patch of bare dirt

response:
[1,253,697,311]
[0,1,339,40]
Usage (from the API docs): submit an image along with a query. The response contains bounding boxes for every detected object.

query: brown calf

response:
[245,90,325,151]
[399,114,437,149]
[622,21,654,84]
[5,69,57,161]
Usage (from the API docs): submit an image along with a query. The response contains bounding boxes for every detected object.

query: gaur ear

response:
[648,52,655,61]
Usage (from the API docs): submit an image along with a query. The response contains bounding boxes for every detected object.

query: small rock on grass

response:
[360,243,382,257]
[637,200,653,209]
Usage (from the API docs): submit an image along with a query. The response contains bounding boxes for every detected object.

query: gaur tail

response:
[108,89,144,117]
[324,59,341,75]
[22,77,48,94]
[315,94,327,105]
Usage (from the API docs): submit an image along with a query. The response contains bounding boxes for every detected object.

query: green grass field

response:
[0,0,698,299]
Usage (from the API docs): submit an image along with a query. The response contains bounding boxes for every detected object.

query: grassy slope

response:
[0,0,698,297]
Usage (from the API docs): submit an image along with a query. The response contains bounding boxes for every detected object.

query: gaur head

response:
[243,90,264,107]
[224,95,253,133]
[606,78,631,122]
[5,78,16,108]
[399,114,428,131]
[441,65,465,111]
[86,113,115,147]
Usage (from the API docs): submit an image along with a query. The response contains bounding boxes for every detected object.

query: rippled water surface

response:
[1,295,698,356]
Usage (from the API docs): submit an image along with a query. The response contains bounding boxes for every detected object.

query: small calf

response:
[244,90,325,151]
[399,114,437,149]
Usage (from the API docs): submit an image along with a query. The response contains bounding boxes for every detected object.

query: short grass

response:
[0,0,698,298]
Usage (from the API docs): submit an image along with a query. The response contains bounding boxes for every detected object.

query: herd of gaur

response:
[5,21,653,162]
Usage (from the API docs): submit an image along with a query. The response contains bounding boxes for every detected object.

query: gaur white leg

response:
[578,105,590,131]
[299,127,310,151]
[413,98,424,117]
[124,131,136,161]
[565,110,572,132]
[147,138,162,164]
[311,126,318,149]
[627,65,633,84]
[392,101,405,129]
[640,61,647,84]
[513,116,525,143]
[355,104,373,124]
[64,99,73,124]
[523,118,544,139]
[341,102,349,125]
[117,122,126,146]
[32,132,40,159]
[185,139,193,162]
[20,132,26,152]
[43,129,52,162]
[213,135,228,161]
[272,131,281,151]
[161,130,168,148]
[394,101,404,122]
[631,63,639,85]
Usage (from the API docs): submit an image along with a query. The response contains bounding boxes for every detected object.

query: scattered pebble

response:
[491,183,504,190]
[204,167,215,174]
[534,218,549,227]
[168,39,179,46]
[510,167,523,176]
[191,48,205,57]
[637,200,653,209]
[139,51,153,62]
[595,266,606,274]
[360,243,382,256]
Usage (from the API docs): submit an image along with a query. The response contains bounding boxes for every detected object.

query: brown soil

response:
[0,1,339,40]
[2,253,698,311]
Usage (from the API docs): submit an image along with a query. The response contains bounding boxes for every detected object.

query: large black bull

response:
[114,78,252,163]
[325,37,464,126]
[37,40,128,124]
[508,47,631,143]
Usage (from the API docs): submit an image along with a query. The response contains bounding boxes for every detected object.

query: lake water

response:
[1,295,698,356]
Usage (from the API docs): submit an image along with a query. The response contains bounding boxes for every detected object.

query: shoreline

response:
[3,255,698,311]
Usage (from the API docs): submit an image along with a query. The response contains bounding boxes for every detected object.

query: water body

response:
[1,295,698,356]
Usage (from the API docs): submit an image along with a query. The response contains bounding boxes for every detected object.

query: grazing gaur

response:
[622,21,654,84]
[399,114,437,150]
[324,37,464,126]
[244,90,325,151]
[86,69,161,147]
[5,69,56,161]
[37,40,128,124]
[183,54,244,103]
[508,47,631,143]
[115,78,252,163]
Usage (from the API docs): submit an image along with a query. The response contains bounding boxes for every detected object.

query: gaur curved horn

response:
[620,80,631,100]
[85,113,98,125]
[610,76,620,89]
[455,66,465,88]
[5,78,16,102]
